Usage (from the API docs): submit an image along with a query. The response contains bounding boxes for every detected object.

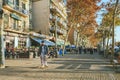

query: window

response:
[4,14,9,29]
[11,18,18,30]
[22,21,26,30]
[14,0,19,10]
[22,2,26,10]
[18,38,26,47]
[15,0,19,6]
[13,19,18,29]
[22,2,27,14]
[8,0,14,7]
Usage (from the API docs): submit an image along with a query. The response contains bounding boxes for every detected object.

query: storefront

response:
[4,31,29,49]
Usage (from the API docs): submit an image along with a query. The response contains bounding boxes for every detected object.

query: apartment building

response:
[32,0,67,45]
[2,0,30,48]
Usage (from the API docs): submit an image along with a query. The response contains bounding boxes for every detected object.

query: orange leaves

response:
[67,0,101,27]
[67,0,102,46]
[89,35,100,46]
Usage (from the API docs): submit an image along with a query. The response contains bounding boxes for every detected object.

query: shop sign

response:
[10,13,21,20]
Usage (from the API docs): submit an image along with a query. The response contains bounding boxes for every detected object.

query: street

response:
[0,53,120,80]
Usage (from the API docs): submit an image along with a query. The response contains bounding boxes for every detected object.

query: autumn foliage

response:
[67,0,101,47]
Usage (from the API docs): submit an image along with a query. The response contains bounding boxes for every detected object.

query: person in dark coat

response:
[39,40,48,68]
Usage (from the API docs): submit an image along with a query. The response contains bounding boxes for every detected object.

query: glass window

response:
[15,0,19,6]
[12,18,18,30]
[22,2,26,10]
[8,0,14,7]
[22,21,26,30]
[14,0,19,10]
[4,14,9,29]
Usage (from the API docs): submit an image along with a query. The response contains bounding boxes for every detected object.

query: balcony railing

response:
[50,27,63,35]
[50,3,66,19]
[3,0,28,17]
[4,26,28,35]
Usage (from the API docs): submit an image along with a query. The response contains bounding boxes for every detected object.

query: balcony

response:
[50,27,63,35]
[4,26,28,35]
[49,14,56,22]
[3,0,28,17]
[50,3,67,19]
[57,19,65,28]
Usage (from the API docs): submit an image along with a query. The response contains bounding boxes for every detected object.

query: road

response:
[0,53,120,80]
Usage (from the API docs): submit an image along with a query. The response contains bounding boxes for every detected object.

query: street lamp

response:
[55,16,60,58]
[0,8,5,68]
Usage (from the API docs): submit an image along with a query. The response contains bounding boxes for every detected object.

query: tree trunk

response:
[62,26,73,56]
[105,24,112,58]
[111,0,119,62]
[76,31,79,47]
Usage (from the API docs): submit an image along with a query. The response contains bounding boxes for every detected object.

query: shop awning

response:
[56,39,64,46]
[31,38,55,46]
[44,40,55,46]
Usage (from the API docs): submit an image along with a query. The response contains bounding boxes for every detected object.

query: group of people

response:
[5,46,16,59]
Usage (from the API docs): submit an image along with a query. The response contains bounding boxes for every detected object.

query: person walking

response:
[39,40,48,68]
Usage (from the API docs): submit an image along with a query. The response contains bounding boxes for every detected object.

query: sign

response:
[10,13,21,20]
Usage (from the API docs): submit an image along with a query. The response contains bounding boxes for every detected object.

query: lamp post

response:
[55,16,58,58]
[0,7,5,68]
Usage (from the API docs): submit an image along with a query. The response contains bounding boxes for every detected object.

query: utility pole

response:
[55,16,58,58]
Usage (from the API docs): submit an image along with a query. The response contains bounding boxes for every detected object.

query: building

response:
[32,0,68,46]
[1,0,30,49]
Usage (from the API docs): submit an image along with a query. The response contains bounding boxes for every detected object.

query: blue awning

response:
[44,40,55,46]
[32,38,42,43]
[31,38,55,46]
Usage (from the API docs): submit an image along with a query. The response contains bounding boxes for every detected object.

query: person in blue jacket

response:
[39,40,48,68]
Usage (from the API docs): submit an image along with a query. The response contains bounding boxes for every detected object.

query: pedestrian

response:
[38,40,49,68]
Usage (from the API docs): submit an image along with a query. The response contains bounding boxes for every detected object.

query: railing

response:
[3,0,28,15]
[50,1,66,19]
[3,0,14,7]
[13,5,28,15]
[50,27,63,35]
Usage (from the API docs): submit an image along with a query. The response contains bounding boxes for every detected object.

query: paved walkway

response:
[0,53,120,80]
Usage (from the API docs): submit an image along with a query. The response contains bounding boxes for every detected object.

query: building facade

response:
[32,0,67,45]
[2,0,30,49]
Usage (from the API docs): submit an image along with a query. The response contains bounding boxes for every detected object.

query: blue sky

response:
[115,27,120,41]
[97,0,120,42]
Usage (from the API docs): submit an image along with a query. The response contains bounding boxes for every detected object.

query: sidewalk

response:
[0,53,120,80]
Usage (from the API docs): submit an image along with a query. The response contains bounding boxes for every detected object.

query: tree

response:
[99,0,120,57]
[67,0,101,48]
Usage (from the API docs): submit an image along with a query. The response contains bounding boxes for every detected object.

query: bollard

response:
[29,52,33,59]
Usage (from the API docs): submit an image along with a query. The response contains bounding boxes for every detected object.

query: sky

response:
[97,0,120,42]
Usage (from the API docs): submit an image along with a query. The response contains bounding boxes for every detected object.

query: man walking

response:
[39,40,48,68]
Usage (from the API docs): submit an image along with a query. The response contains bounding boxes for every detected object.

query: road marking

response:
[75,64,81,70]
[64,64,73,69]
[109,73,116,80]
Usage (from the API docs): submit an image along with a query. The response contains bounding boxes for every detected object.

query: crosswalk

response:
[50,58,112,71]
[3,54,120,80]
